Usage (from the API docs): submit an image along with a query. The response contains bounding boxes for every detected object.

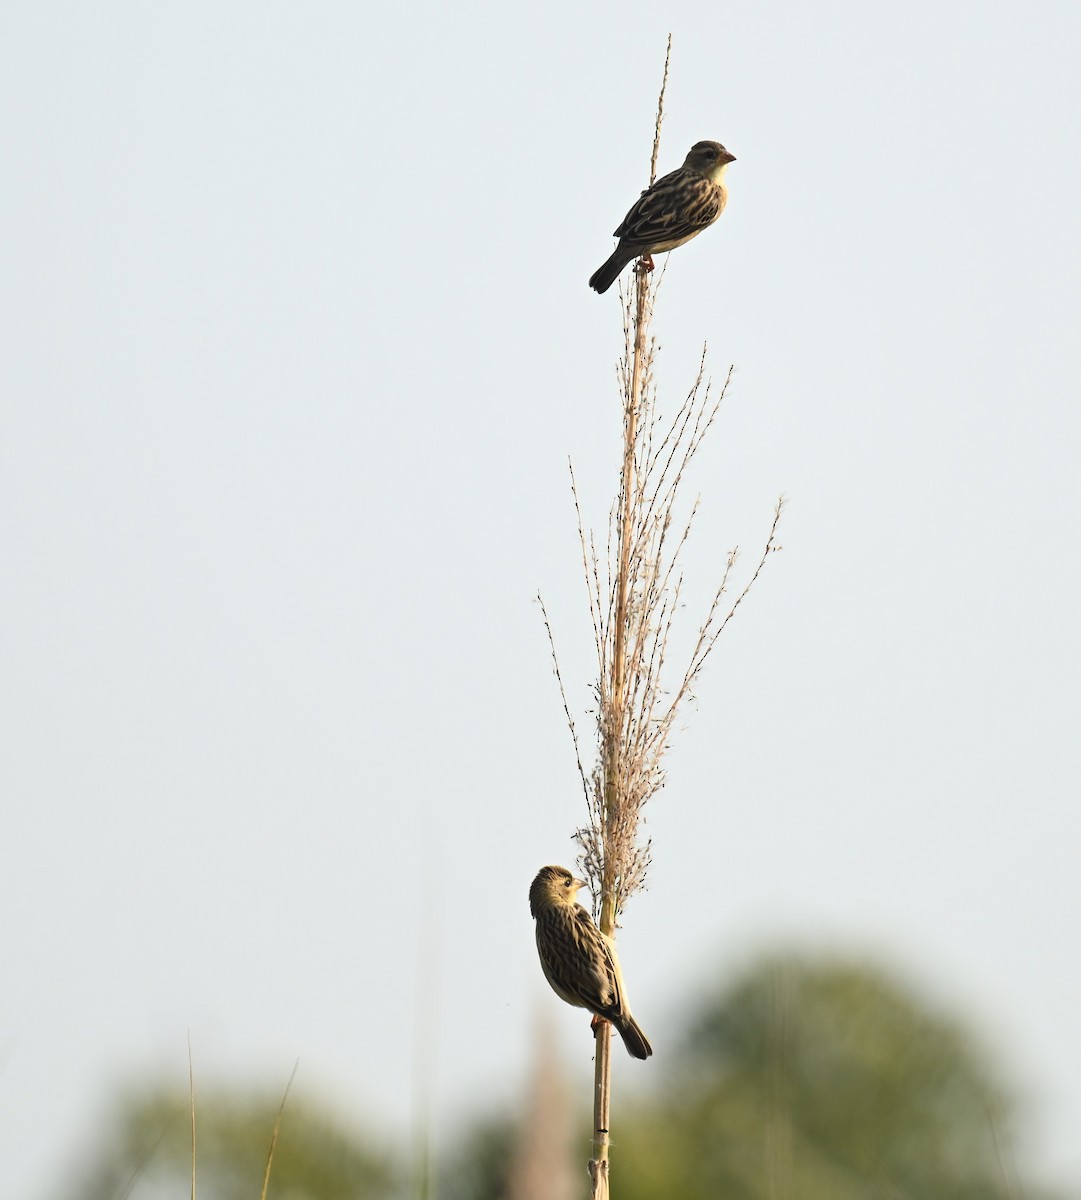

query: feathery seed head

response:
[529,865,588,917]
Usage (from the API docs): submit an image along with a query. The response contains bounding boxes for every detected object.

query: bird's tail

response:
[615,1015,653,1060]
[588,248,633,294]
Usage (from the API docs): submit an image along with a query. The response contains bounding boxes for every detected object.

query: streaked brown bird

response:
[588,139,736,294]
[529,865,652,1060]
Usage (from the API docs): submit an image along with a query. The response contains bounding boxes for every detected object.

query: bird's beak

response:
[575,877,590,892]
[723,151,737,164]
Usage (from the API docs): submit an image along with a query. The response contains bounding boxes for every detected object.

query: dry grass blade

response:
[259,1062,299,1200]
[187,1032,196,1200]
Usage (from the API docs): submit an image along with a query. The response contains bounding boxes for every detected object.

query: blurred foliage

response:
[442,952,1060,1200]
[62,953,1068,1200]
[70,1086,398,1200]
[438,1114,517,1200]
[614,953,1034,1200]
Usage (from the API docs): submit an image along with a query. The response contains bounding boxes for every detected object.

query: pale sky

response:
[3,2,1080,1195]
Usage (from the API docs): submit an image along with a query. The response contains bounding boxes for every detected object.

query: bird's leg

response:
[637,254,656,273]
[591,1014,609,1039]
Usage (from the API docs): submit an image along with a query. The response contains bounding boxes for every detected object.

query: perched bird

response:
[529,865,652,1060]
[588,139,736,294]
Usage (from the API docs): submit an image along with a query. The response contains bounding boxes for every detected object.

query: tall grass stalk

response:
[259,1063,299,1200]
[542,37,783,1200]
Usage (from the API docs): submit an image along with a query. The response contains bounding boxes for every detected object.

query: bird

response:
[529,864,652,1059]
[588,139,736,294]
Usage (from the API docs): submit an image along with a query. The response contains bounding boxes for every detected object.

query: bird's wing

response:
[571,907,625,1015]
[536,907,605,1009]
[613,169,723,249]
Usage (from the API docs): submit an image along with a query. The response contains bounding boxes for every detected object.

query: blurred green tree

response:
[438,1114,517,1200]
[68,1086,398,1200]
[615,953,1040,1200]
[58,955,1066,1200]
